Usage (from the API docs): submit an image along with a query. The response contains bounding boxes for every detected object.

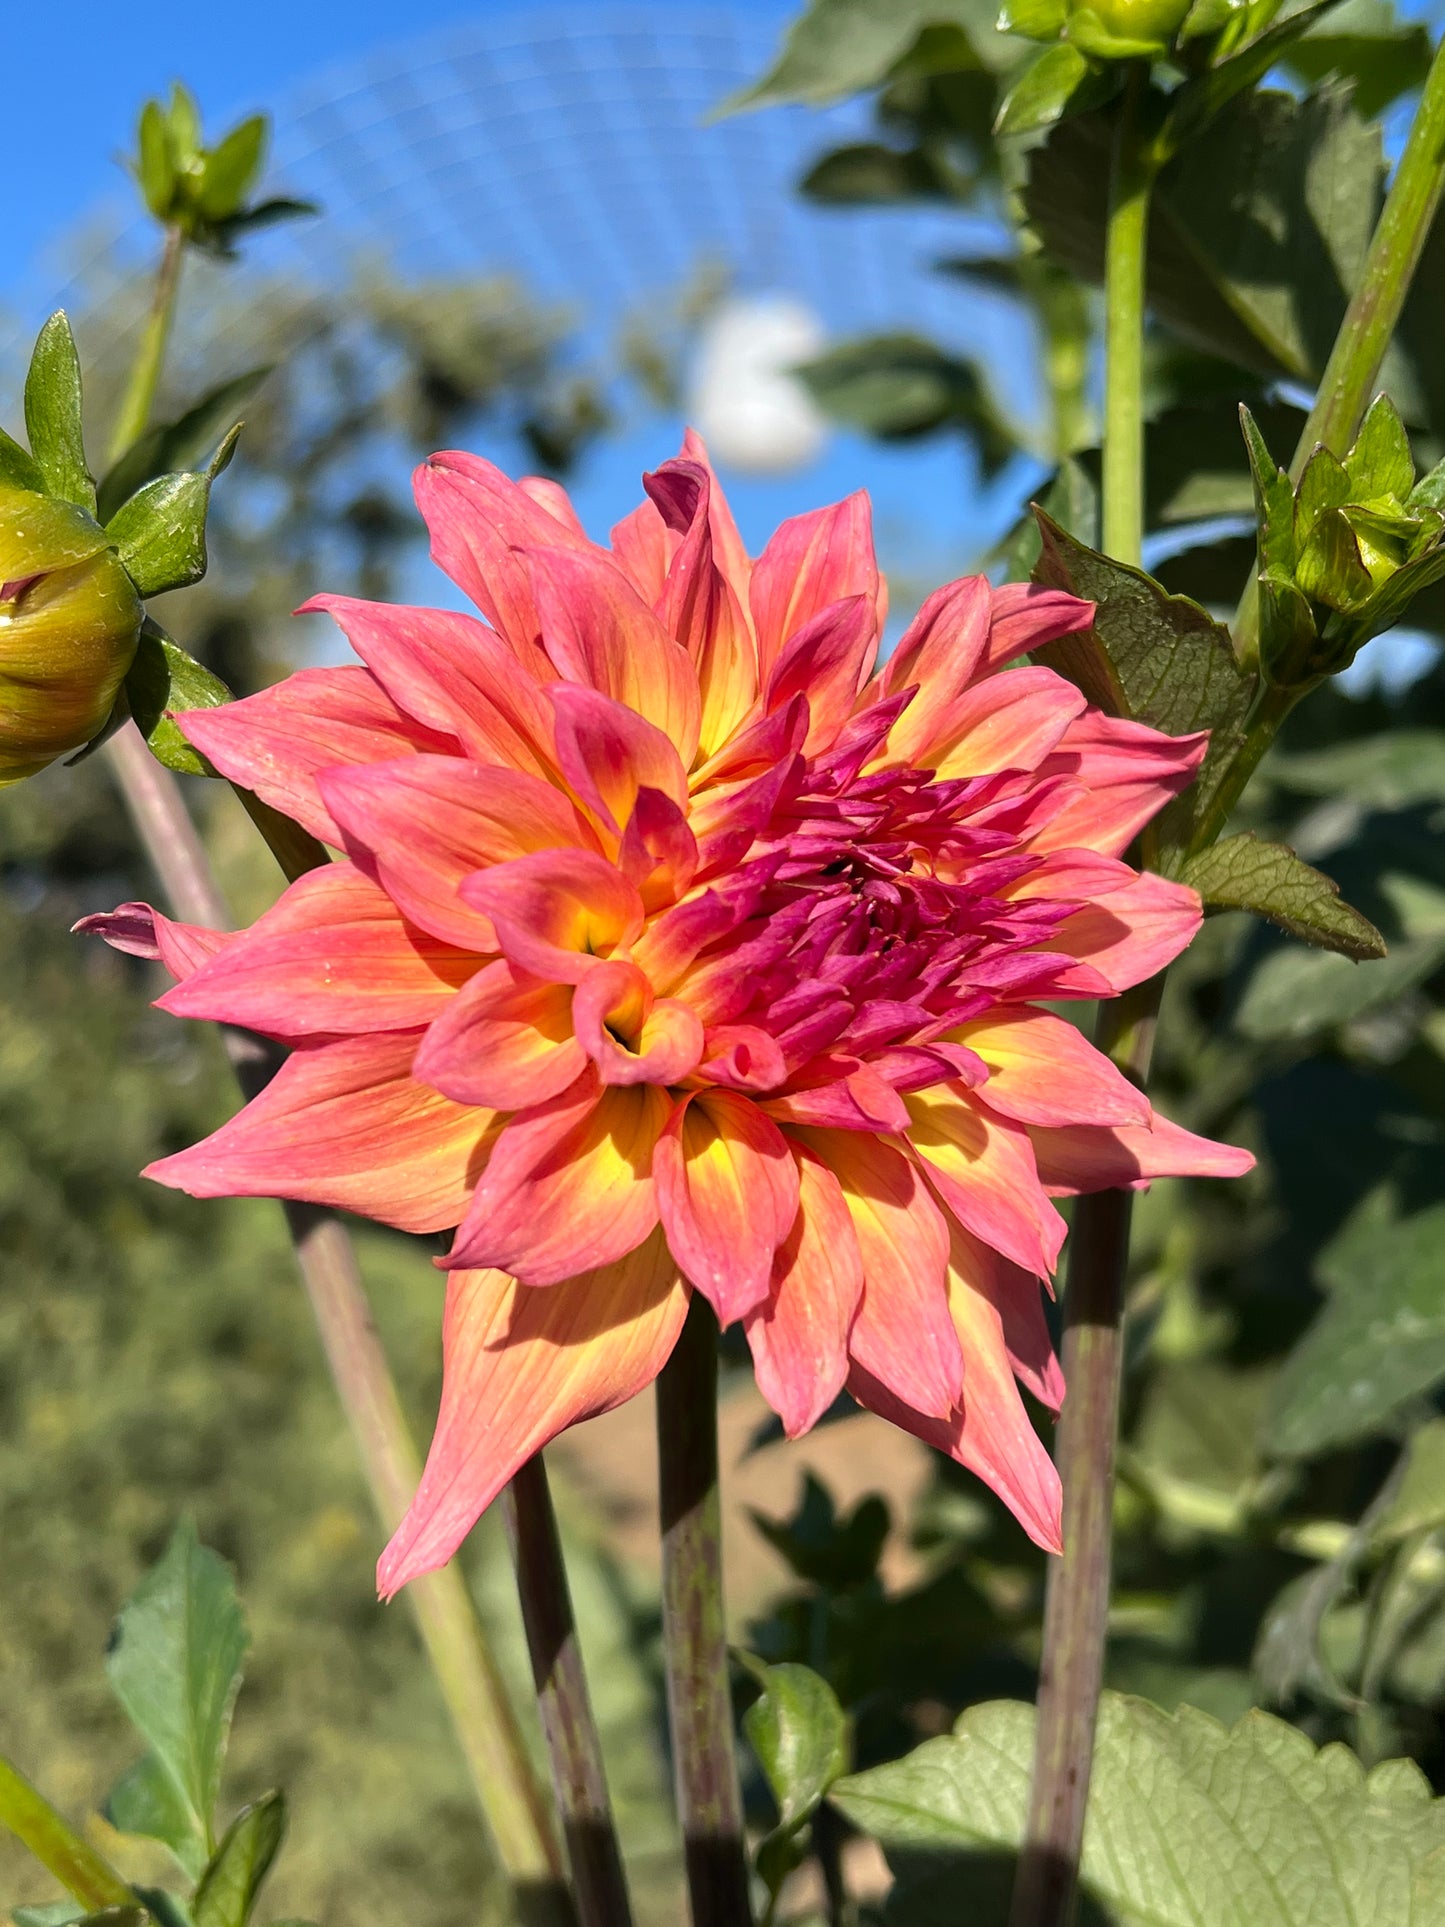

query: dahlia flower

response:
[85,435,1251,1591]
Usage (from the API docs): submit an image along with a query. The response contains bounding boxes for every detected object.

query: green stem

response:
[1011,77,1156,1927]
[0,1754,136,1914]
[1234,34,1445,655]
[502,1455,635,1927]
[105,723,571,1922]
[656,1297,753,1927]
[107,226,184,466]
[1102,73,1151,569]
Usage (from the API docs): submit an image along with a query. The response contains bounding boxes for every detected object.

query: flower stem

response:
[502,1455,635,1927]
[0,1754,136,1914]
[107,226,184,468]
[1234,35,1445,657]
[1011,79,1156,1927]
[105,725,571,1922]
[656,1296,753,1927]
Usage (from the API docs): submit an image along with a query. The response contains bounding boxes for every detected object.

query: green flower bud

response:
[0,488,143,785]
[1079,0,1191,43]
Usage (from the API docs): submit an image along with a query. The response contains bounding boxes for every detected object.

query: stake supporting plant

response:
[656,1296,754,1927]
[502,1455,635,1927]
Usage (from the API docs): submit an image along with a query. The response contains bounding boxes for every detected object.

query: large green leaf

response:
[104,1521,249,1862]
[1267,1198,1445,1458]
[797,333,1015,469]
[1281,0,1432,117]
[1024,87,1382,380]
[1270,731,1445,811]
[1181,833,1386,959]
[192,1793,286,1927]
[832,1692,1445,1924]
[107,1751,208,1882]
[1029,511,1257,850]
[741,1659,849,1904]
[725,0,1015,111]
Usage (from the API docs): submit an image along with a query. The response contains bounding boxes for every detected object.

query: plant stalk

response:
[656,1296,753,1927]
[107,226,183,467]
[104,723,571,1922]
[502,1456,635,1927]
[1010,77,1156,1927]
[0,1755,137,1914]
[1234,34,1445,655]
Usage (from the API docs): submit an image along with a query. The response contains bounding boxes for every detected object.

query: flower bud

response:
[0,487,142,784]
[1079,0,1192,44]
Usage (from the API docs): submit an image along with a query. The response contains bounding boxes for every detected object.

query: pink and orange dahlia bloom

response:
[87,436,1251,1591]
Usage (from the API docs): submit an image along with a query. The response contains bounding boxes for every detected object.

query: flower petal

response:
[145,1032,493,1233]
[906,1084,1066,1277]
[378,1230,688,1592]
[929,666,1087,779]
[956,1008,1150,1130]
[766,594,876,752]
[320,755,594,951]
[75,901,232,979]
[571,958,704,1086]
[448,1070,669,1284]
[1032,711,1209,859]
[180,667,454,846]
[159,863,480,1038]
[549,682,688,837]
[1044,868,1203,994]
[1029,1109,1255,1193]
[749,492,881,679]
[413,958,586,1110]
[745,1144,862,1438]
[872,575,992,766]
[796,1127,960,1421]
[655,1090,801,1324]
[462,848,645,985]
[303,594,556,777]
[982,582,1094,670]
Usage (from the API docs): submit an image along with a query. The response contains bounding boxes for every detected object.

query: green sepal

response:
[166,85,202,174]
[1167,0,1347,149]
[995,42,1106,137]
[1239,403,1294,575]
[106,425,238,599]
[998,0,1069,40]
[133,1888,195,1927]
[1064,7,1169,58]
[24,314,94,513]
[1179,832,1386,959]
[1406,454,1445,512]
[192,1793,286,1927]
[137,99,178,220]
[99,368,269,523]
[1295,505,1374,612]
[195,117,266,222]
[1256,569,1320,687]
[1344,392,1414,503]
[123,623,233,778]
[1177,0,1240,42]
[1294,443,1352,538]
[0,424,45,493]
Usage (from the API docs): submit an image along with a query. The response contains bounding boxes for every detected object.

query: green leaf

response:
[1181,833,1386,960]
[995,43,1104,137]
[1025,88,1382,381]
[123,627,233,778]
[98,368,270,523]
[23,314,94,512]
[796,333,1013,468]
[800,141,960,204]
[205,200,317,249]
[1064,8,1168,59]
[1271,730,1445,810]
[107,1751,208,1882]
[13,1912,146,1927]
[167,84,202,171]
[1167,0,1348,147]
[832,1692,1445,1924]
[1375,1420,1445,1546]
[998,0,1067,37]
[132,1889,194,1927]
[196,118,266,222]
[1029,509,1257,851]
[750,1474,891,1588]
[1344,392,1415,503]
[725,0,1012,110]
[1268,1201,1445,1458]
[192,1794,285,1927]
[741,1659,849,1903]
[137,100,177,219]
[0,424,45,493]
[104,1520,249,1859]
[1282,0,1432,116]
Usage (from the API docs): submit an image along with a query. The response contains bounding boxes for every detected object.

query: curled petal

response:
[448,1070,668,1284]
[572,959,704,1086]
[617,787,699,903]
[180,667,453,846]
[146,1032,493,1234]
[413,959,585,1110]
[1029,1109,1255,1194]
[378,1231,688,1593]
[697,1025,788,1093]
[462,848,645,985]
[655,1091,801,1325]
[549,682,688,836]
[745,1145,863,1438]
[956,1008,1150,1130]
[76,901,232,979]
[321,756,595,951]
[906,1084,1066,1277]
[798,1128,960,1421]
[160,863,480,1038]
[764,1059,910,1134]
[302,594,555,777]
